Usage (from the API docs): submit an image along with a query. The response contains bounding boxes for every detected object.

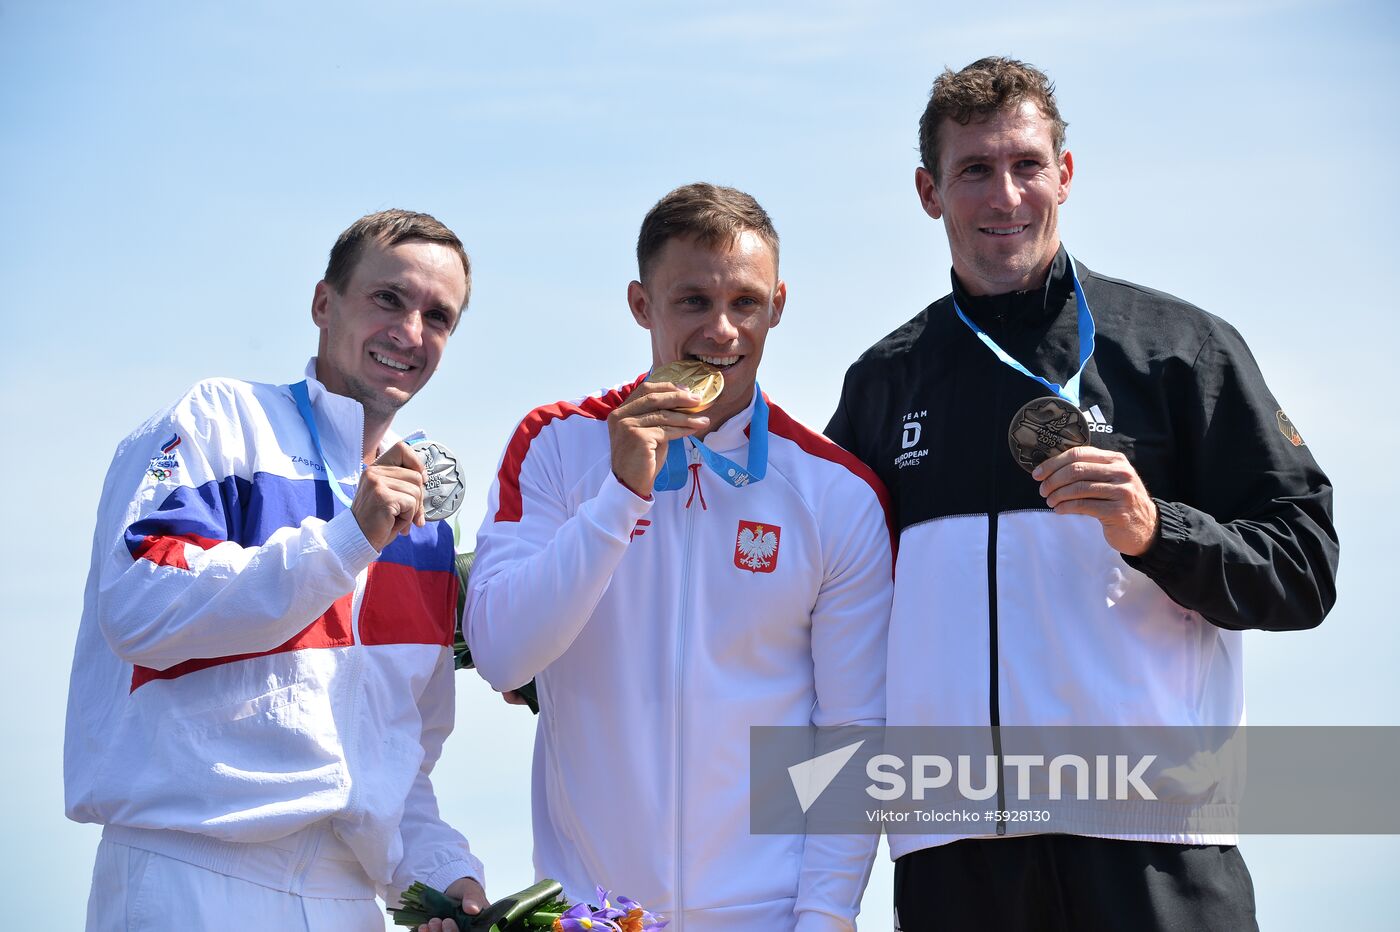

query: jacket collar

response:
[700,387,760,456]
[951,245,1073,329]
[296,357,404,466]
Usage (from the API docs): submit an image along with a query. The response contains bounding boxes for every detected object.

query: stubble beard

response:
[344,374,411,426]
[968,238,1053,294]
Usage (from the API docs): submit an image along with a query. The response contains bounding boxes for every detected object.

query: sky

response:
[2,0,1397,927]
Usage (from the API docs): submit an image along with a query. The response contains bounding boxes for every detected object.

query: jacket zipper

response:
[673,443,701,928]
[340,408,367,820]
[987,337,1007,834]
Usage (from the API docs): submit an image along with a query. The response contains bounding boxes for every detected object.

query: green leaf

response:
[388,879,569,931]
[451,550,539,716]
[472,879,566,930]
[389,881,474,928]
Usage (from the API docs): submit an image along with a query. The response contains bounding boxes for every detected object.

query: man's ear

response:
[770,279,787,327]
[915,166,943,220]
[311,281,331,329]
[1058,150,1074,205]
[627,280,652,330]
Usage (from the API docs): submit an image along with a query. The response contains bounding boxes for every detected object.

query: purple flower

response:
[553,902,622,931]
[551,890,668,932]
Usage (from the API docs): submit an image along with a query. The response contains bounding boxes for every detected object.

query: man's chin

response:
[970,256,1047,293]
[346,380,414,417]
[707,379,758,426]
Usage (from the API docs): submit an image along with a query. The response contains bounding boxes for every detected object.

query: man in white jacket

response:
[467,184,894,931]
[65,210,487,930]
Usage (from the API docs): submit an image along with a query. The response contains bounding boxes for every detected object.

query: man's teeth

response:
[372,352,410,371]
[695,355,740,367]
[984,226,1028,236]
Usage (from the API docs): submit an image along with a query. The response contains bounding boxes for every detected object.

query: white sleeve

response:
[95,383,378,670]
[795,483,894,932]
[388,649,485,905]
[465,423,653,691]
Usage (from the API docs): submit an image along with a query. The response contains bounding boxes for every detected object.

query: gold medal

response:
[650,360,724,413]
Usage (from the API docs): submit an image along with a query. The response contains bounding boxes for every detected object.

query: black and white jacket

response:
[827,248,1338,854]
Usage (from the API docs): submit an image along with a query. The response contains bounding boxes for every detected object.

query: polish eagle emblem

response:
[735,520,781,574]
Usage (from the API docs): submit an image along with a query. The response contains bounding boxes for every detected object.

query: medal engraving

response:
[1008,397,1091,473]
[410,439,465,521]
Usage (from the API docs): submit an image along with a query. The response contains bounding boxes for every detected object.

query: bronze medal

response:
[650,360,724,413]
[1007,396,1090,473]
[410,439,465,521]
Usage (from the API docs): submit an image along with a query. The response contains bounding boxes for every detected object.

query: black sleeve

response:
[824,364,861,453]
[1123,321,1339,632]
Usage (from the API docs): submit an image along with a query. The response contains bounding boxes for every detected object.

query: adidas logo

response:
[1083,405,1114,434]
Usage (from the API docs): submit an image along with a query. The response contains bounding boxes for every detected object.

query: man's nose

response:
[705,309,741,344]
[390,310,425,347]
[988,170,1022,212]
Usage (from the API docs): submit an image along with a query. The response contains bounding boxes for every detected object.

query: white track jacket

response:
[468,378,894,932]
[64,363,483,904]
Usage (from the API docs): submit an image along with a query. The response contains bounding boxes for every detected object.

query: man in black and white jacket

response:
[827,57,1338,930]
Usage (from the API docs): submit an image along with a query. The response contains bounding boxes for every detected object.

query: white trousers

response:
[86,840,385,931]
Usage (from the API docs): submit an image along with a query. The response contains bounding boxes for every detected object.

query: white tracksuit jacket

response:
[63,363,483,905]
[467,378,894,932]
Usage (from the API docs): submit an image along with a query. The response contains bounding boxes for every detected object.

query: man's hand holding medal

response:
[606,360,723,498]
[351,437,466,550]
[1008,395,1159,557]
[1033,442,1160,557]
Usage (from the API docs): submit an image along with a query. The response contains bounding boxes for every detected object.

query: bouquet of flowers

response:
[390,879,668,931]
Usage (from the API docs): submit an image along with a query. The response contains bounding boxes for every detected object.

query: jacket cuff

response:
[419,855,487,901]
[389,850,487,901]
[1122,497,1189,577]
[323,508,379,575]
[581,469,655,543]
[795,909,854,932]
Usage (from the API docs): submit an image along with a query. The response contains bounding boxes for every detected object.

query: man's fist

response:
[415,877,488,932]
[1032,446,1159,556]
[607,380,710,497]
[351,441,427,550]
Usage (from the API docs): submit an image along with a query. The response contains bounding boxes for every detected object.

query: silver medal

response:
[410,439,465,521]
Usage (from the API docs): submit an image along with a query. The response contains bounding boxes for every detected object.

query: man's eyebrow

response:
[367,279,412,296]
[951,152,993,167]
[951,148,1046,169]
[367,279,460,317]
[673,281,770,297]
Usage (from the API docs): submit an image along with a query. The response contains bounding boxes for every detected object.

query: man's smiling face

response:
[627,230,785,433]
[311,237,467,424]
[916,99,1074,296]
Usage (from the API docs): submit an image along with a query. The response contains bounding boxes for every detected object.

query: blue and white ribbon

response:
[952,254,1095,408]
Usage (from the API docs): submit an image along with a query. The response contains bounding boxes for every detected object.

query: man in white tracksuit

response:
[466,183,894,931]
[65,210,487,930]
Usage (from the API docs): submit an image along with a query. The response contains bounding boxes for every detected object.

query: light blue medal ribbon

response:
[952,254,1095,408]
[289,380,356,509]
[652,384,769,492]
